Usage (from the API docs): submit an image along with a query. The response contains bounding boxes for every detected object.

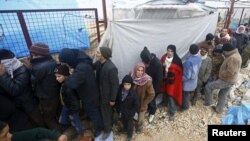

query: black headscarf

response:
[166,45,182,68]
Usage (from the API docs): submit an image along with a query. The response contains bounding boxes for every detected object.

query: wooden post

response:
[238,8,245,26]
[17,11,32,48]
[225,0,234,28]
[102,0,107,29]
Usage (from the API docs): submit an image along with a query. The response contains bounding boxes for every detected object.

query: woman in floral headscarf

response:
[131,62,155,133]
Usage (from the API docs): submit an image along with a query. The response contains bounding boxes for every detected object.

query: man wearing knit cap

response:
[29,42,61,132]
[94,47,119,140]
[59,48,104,138]
[29,43,50,57]
[182,44,202,110]
[99,47,112,59]
[140,47,163,123]
[204,43,242,113]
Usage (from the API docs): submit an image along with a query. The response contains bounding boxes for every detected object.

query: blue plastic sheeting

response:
[230,22,239,32]
[0,0,104,19]
[0,13,29,57]
[222,103,250,125]
[0,12,90,57]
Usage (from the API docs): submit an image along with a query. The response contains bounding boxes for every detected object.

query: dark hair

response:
[167,44,176,53]
[205,33,214,41]
[189,44,199,55]
[0,49,15,60]
[0,121,8,133]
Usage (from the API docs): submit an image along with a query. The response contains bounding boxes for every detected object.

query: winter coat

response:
[12,128,60,141]
[60,83,80,114]
[161,53,183,106]
[243,42,250,53]
[211,54,224,80]
[198,56,212,85]
[94,59,119,104]
[134,80,155,112]
[215,34,237,49]
[146,54,163,94]
[0,95,32,132]
[183,55,202,91]
[116,85,139,119]
[0,65,36,112]
[65,51,99,104]
[30,56,60,99]
[233,32,249,53]
[219,49,242,83]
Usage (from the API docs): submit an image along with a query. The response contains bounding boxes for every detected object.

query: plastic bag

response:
[222,102,250,125]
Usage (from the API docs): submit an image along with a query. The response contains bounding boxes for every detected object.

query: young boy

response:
[54,64,83,136]
[116,75,139,141]
[0,121,67,141]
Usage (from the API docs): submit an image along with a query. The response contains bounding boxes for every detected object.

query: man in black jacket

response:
[0,49,43,128]
[29,43,61,132]
[140,47,163,123]
[59,48,103,137]
[94,47,119,139]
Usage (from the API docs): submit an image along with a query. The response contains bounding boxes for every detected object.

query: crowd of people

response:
[0,24,249,141]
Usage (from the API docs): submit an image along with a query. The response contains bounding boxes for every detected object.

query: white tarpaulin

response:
[99,13,218,81]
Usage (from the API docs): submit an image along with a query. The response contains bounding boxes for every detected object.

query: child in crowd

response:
[116,75,139,141]
[54,64,83,136]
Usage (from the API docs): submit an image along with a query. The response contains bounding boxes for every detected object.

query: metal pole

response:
[248,16,250,26]
[225,0,235,29]
[224,8,230,28]
[17,11,32,49]
[102,0,107,29]
[94,9,101,42]
[238,8,245,26]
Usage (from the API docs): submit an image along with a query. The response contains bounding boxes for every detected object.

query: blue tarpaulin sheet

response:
[0,12,90,57]
[222,103,250,125]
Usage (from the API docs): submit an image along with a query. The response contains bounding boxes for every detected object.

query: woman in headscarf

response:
[233,25,249,54]
[131,62,155,133]
[161,45,183,121]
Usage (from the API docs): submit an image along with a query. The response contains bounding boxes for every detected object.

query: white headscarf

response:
[236,25,245,34]
[1,57,23,78]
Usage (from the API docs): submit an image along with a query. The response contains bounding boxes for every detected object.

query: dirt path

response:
[113,66,250,141]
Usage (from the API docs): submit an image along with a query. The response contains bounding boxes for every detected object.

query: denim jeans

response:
[59,106,83,135]
[182,91,193,110]
[205,79,233,113]
[162,94,176,115]
[148,97,157,115]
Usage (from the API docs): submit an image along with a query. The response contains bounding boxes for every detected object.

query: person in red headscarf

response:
[161,45,183,121]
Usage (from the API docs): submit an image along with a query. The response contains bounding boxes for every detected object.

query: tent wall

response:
[99,13,218,81]
[113,4,207,20]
